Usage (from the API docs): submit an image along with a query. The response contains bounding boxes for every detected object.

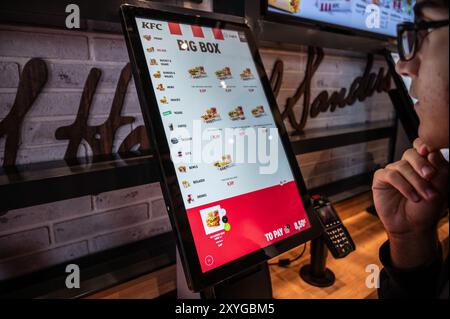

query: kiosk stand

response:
[176,248,273,299]
[299,236,336,287]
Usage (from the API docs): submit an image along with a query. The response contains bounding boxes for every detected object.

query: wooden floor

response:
[86,192,449,299]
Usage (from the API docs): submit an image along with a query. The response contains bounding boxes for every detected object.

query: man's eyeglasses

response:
[397,19,449,61]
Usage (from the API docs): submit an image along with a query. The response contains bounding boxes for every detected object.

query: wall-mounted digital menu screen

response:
[267,0,416,37]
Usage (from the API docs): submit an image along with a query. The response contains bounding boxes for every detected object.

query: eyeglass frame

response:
[397,19,449,61]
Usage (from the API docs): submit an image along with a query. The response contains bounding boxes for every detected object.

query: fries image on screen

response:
[213,155,233,171]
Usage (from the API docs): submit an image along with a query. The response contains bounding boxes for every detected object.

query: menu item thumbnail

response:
[269,0,300,13]
[251,105,266,118]
[178,165,187,173]
[150,58,158,65]
[215,67,232,80]
[153,71,161,78]
[213,155,233,171]
[182,180,191,188]
[143,35,152,41]
[156,84,165,91]
[160,96,169,104]
[201,107,221,123]
[207,211,220,227]
[240,68,255,80]
[189,66,208,79]
[200,206,227,235]
[147,47,155,53]
[228,106,246,121]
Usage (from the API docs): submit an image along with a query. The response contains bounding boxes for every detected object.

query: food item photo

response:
[268,0,301,14]
[251,105,266,118]
[240,68,255,80]
[201,107,221,123]
[215,67,232,80]
[189,66,208,79]
[228,106,246,121]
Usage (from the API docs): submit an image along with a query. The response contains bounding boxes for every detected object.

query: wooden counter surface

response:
[86,192,449,299]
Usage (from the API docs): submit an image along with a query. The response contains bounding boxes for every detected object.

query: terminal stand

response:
[176,248,273,299]
[299,236,336,287]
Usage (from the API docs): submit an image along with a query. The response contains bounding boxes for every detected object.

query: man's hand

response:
[372,138,448,268]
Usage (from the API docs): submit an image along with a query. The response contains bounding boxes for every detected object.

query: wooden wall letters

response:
[0,47,391,167]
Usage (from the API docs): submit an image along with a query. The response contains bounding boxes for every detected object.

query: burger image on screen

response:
[251,105,266,118]
[201,107,221,123]
[188,66,207,79]
[269,0,300,14]
[206,211,221,228]
[240,68,254,80]
[215,67,232,80]
[228,106,246,121]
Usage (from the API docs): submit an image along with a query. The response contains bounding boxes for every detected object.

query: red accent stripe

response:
[191,25,205,38]
[212,28,224,40]
[168,22,182,35]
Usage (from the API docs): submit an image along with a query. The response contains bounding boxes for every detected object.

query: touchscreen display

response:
[136,17,311,273]
[268,0,416,37]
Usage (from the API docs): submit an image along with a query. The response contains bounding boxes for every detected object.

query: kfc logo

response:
[142,22,163,30]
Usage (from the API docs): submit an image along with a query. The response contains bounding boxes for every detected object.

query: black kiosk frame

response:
[120,3,321,296]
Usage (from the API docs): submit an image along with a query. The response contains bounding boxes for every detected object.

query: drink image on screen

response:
[269,0,301,13]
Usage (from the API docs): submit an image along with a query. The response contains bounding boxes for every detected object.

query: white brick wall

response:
[0,15,393,280]
[0,182,170,280]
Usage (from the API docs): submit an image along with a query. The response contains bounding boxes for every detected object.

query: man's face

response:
[396,1,449,150]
